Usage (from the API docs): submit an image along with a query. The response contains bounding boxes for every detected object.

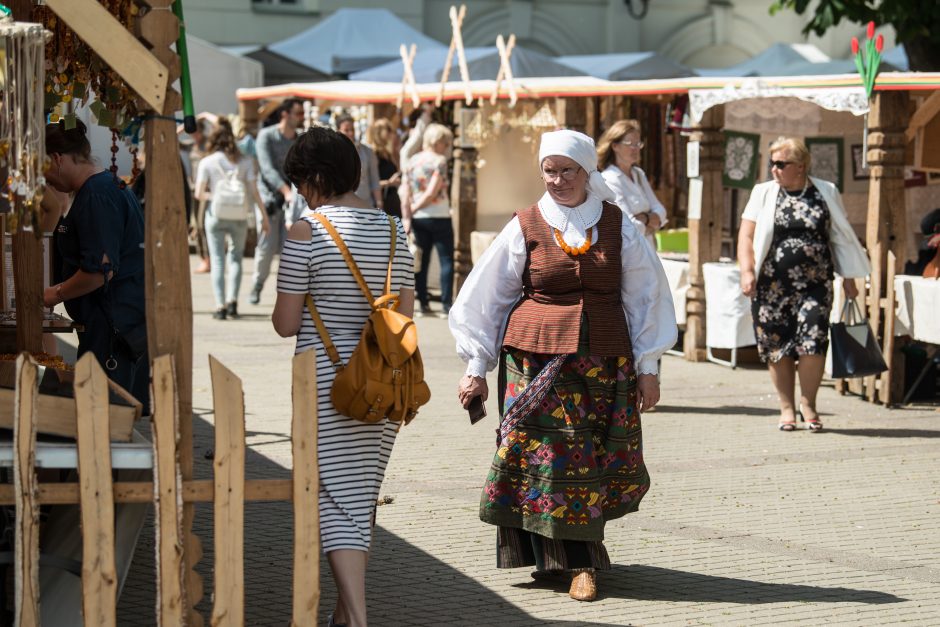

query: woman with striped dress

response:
[450,130,676,602]
[273,127,414,627]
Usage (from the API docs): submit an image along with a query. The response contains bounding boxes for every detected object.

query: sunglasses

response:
[617,140,645,149]
[769,160,794,170]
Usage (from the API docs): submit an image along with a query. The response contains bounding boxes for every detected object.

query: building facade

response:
[185,0,891,69]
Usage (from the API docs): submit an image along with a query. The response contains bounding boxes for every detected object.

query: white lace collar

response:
[536,192,603,232]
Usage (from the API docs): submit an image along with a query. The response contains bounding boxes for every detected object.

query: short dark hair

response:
[45,118,92,162]
[334,113,354,128]
[280,98,304,119]
[283,127,361,199]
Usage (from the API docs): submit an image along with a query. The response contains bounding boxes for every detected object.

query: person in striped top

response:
[272,127,415,627]
[450,130,677,602]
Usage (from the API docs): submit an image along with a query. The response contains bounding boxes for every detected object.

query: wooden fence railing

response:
[7,349,319,626]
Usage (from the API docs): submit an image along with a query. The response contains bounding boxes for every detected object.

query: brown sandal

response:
[569,568,597,601]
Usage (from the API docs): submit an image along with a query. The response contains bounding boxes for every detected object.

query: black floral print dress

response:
[753,185,834,363]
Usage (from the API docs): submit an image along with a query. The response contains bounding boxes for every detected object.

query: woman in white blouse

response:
[449,130,676,602]
[598,120,667,250]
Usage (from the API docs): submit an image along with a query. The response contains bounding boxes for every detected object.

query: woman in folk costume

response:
[449,130,677,601]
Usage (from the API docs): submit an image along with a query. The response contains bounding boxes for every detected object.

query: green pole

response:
[173,0,197,133]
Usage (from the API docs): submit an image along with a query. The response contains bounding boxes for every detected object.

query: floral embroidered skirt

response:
[481,334,649,568]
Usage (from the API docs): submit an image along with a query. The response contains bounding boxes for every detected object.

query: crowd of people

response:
[38,98,881,625]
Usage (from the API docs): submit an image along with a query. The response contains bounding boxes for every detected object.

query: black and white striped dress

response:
[277,206,414,552]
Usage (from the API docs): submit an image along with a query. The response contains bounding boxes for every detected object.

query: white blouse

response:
[602,164,667,249]
[449,193,677,378]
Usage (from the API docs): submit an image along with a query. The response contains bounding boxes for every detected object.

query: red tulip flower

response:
[875,34,884,52]
[867,21,875,39]
[851,37,860,55]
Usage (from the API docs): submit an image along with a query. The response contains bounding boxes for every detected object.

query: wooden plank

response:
[0,479,294,506]
[0,386,138,442]
[13,354,40,626]
[684,105,724,361]
[12,233,43,354]
[209,355,245,626]
[74,352,118,627]
[151,355,186,626]
[291,350,319,626]
[880,251,901,406]
[43,0,168,111]
[905,90,940,142]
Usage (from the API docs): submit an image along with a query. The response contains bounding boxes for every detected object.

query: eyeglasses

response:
[617,140,645,149]
[541,166,582,182]
[769,160,794,170]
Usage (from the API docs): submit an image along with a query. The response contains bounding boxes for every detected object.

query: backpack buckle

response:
[391,368,402,384]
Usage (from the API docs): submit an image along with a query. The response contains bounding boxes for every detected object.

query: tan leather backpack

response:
[305,213,430,424]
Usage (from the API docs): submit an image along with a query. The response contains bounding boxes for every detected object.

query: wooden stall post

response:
[137,1,202,622]
[291,350,319,627]
[238,98,260,135]
[865,90,909,404]
[684,105,724,361]
[452,103,479,294]
[209,356,246,626]
[555,97,587,134]
[151,355,186,626]
[74,353,118,627]
[13,354,39,626]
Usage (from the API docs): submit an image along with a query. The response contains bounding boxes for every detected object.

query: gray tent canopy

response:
[557,52,695,80]
[266,8,446,77]
[350,45,584,82]
[695,43,831,77]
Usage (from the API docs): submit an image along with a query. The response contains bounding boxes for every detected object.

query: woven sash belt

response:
[497,353,568,445]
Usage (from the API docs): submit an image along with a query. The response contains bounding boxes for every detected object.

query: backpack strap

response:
[384,216,396,294]
[304,294,343,370]
[312,213,376,306]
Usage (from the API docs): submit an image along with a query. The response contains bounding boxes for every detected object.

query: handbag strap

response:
[303,212,398,369]
[841,298,864,325]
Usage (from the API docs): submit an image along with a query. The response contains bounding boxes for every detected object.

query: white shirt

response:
[449,192,677,378]
[194,151,256,199]
[742,177,871,278]
[602,164,667,250]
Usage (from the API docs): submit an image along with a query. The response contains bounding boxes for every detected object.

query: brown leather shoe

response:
[569,568,597,601]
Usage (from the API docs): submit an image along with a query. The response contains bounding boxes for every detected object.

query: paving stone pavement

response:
[111,255,940,626]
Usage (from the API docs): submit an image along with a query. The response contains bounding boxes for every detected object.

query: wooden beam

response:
[0,385,139,442]
[684,105,724,361]
[210,356,246,626]
[451,104,479,296]
[43,0,168,112]
[291,350,320,626]
[152,355,186,626]
[13,354,40,627]
[0,479,294,506]
[905,90,940,142]
[12,234,43,354]
[75,353,118,627]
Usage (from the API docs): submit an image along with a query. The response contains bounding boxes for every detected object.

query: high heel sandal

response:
[778,412,797,431]
[798,409,823,432]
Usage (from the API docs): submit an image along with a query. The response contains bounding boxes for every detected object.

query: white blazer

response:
[742,177,871,279]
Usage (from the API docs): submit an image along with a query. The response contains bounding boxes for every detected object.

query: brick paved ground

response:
[114,256,940,626]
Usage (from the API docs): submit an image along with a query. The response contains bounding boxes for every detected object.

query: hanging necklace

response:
[553,226,593,256]
[783,178,809,204]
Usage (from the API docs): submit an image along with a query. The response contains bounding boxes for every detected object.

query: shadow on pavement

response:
[654,405,780,416]
[591,565,906,604]
[821,427,940,439]
[116,413,554,626]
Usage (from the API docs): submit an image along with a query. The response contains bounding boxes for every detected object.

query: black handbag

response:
[830,300,887,379]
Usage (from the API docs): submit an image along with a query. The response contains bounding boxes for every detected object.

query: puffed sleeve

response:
[448,218,526,378]
[620,217,678,375]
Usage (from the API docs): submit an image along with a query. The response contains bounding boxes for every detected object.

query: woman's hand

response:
[636,374,660,412]
[458,375,488,409]
[260,214,271,235]
[843,278,859,300]
[740,269,756,298]
[646,213,662,235]
[388,172,402,187]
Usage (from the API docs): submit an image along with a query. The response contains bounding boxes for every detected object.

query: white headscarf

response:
[538,129,615,203]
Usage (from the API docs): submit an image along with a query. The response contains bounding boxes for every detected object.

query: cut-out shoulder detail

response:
[287,218,313,241]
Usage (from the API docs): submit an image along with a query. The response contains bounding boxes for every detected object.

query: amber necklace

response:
[553,226,593,256]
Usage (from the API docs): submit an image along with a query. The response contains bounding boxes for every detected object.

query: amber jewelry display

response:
[553,226,592,256]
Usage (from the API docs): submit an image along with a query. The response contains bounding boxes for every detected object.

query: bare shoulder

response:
[288,218,313,241]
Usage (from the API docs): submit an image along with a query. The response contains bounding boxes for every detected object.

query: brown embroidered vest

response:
[502,202,631,356]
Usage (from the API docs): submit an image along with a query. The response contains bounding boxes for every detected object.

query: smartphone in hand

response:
[468,395,487,424]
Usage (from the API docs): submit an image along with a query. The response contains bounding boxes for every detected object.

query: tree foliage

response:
[770,0,940,71]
